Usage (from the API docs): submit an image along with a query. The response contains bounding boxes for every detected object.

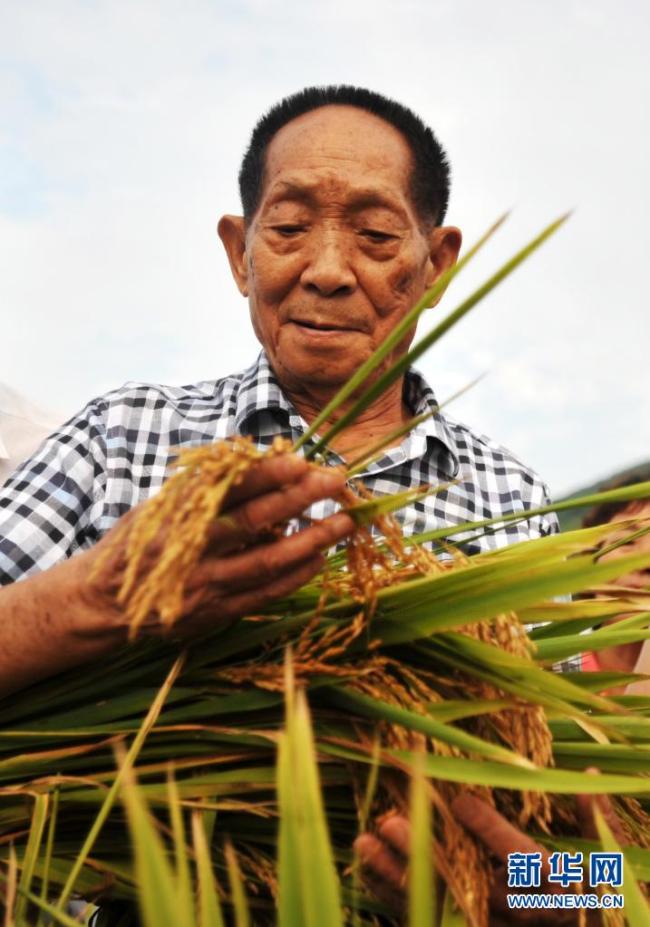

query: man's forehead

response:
[266,103,411,149]
[258,106,416,216]
[266,106,411,171]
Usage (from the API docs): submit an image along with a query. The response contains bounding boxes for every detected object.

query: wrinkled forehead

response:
[260,105,416,209]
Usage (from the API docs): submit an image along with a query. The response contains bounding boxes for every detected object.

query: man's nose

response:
[300,233,357,296]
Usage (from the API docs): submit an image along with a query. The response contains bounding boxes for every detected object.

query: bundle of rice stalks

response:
[1,215,650,926]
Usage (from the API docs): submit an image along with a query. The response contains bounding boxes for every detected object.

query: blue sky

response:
[1,0,649,495]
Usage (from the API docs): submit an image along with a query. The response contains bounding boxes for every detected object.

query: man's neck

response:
[281,377,409,461]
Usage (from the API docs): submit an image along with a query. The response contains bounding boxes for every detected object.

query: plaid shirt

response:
[0,351,558,584]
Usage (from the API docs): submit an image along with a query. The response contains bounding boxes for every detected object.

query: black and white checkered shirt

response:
[0,351,558,585]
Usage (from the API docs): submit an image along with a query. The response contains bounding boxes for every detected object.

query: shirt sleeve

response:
[0,400,108,584]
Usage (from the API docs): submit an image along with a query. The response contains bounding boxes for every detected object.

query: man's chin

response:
[269,332,371,386]
[272,353,361,393]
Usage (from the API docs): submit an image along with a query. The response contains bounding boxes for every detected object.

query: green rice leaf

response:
[277,727,302,927]
[277,661,343,927]
[55,653,185,911]
[549,715,650,742]
[408,755,435,927]
[535,628,650,665]
[424,699,514,722]
[14,792,48,924]
[167,770,193,920]
[414,635,618,719]
[347,483,455,527]
[391,748,650,794]
[36,787,59,927]
[411,482,650,549]
[118,758,183,927]
[373,547,650,644]
[224,841,251,927]
[440,884,470,926]
[525,597,650,638]
[560,672,650,692]
[318,740,650,794]
[330,689,537,768]
[192,810,225,927]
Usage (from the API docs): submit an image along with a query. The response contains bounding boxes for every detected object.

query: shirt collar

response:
[402,367,460,478]
[233,350,460,477]
[233,351,298,432]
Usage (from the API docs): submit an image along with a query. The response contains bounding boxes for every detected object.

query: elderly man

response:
[0,86,557,699]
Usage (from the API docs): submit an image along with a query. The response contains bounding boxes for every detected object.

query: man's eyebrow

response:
[264,179,409,218]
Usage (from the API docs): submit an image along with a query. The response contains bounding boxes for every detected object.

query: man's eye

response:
[272,225,306,236]
[360,229,396,243]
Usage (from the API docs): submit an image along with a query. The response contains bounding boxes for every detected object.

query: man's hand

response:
[0,454,353,695]
[355,789,626,925]
[83,453,354,638]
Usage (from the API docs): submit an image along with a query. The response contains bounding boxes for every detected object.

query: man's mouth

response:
[288,317,364,334]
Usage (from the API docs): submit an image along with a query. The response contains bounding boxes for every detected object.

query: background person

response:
[580,468,650,695]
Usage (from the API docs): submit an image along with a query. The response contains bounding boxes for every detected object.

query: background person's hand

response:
[79,453,354,639]
[355,787,625,925]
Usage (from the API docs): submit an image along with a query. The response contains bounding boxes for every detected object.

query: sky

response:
[1,0,649,497]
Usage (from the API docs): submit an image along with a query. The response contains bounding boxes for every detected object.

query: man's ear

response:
[217,215,249,297]
[425,226,462,307]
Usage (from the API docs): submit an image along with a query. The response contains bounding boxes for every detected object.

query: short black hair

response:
[238,85,451,228]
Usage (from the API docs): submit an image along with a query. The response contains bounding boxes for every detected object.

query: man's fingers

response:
[354,833,407,895]
[211,468,349,549]
[178,554,325,635]
[377,814,410,858]
[452,794,542,859]
[353,820,412,916]
[215,553,325,619]
[193,512,353,590]
[223,454,310,507]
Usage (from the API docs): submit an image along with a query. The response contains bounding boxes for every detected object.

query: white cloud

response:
[1,0,649,494]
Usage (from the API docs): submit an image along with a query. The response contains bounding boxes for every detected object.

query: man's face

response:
[219,105,460,394]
